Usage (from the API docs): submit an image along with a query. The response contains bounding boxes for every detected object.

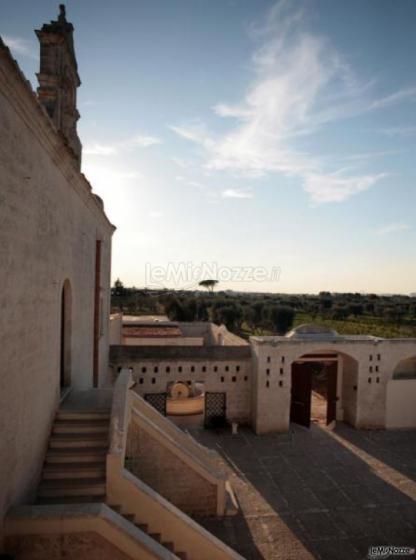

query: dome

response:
[286,324,339,339]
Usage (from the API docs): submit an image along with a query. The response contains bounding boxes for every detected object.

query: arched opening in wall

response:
[165,380,206,429]
[60,279,72,391]
[386,356,416,429]
[392,356,416,380]
[290,351,359,429]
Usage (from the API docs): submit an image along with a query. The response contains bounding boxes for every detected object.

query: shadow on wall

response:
[190,423,416,560]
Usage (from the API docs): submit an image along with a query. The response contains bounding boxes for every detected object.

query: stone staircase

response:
[110,505,188,560]
[37,409,109,504]
[36,407,188,559]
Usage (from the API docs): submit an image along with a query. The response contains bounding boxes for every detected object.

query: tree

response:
[113,278,125,297]
[199,279,218,293]
[268,305,295,335]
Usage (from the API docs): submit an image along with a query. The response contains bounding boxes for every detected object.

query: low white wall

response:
[109,314,123,345]
[386,379,416,429]
[123,337,203,346]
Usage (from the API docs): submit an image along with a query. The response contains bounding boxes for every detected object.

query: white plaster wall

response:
[250,337,416,433]
[109,314,123,345]
[386,380,416,428]
[0,47,113,540]
[113,358,252,424]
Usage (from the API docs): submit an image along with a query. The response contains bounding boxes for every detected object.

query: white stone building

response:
[111,319,416,434]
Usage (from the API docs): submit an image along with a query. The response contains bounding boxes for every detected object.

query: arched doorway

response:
[291,354,338,428]
[290,350,359,429]
[60,279,72,390]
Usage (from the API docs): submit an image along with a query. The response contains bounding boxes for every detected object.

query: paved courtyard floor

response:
[190,423,416,560]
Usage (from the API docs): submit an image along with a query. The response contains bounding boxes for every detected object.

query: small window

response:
[279,380,283,387]
[369,354,373,361]
[368,377,372,383]
[225,365,229,372]
[139,378,143,384]
[244,376,248,381]
[151,378,156,384]
[377,354,381,361]
[266,380,270,388]
[376,377,380,383]
[154,366,158,373]
[375,365,379,372]
[191,366,195,372]
[178,366,182,373]
[232,376,236,382]
[214,366,218,372]
[142,367,147,373]
[166,366,170,373]
[369,366,373,373]
[280,368,284,375]
[202,366,206,372]
[281,356,285,363]
[266,369,270,376]
[267,356,271,363]
[220,376,225,383]
[236,365,240,372]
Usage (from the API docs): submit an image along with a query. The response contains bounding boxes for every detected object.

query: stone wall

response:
[0,40,114,542]
[5,532,131,560]
[126,421,217,516]
[111,346,252,424]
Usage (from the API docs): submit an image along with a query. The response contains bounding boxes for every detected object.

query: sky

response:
[1,0,416,294]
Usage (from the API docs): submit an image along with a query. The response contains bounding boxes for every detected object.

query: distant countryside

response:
[111,280,416,339]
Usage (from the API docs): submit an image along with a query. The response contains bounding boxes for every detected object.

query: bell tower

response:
[36,5,82,166]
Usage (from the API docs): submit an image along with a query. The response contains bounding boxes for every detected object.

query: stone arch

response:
[392,355,416,380]
[386,354,416,428]
[60,279,72,389]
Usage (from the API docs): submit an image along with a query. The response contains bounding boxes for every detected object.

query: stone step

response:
[37,495,105,505]
[42,462,106,479]
[38,478,106,498]
[148,532,161,543]
[176,552,188,560]
[52,419,109,434]
[56,410,110,421]
[136,523,148,533]
[161,541,175,552]
[122,513,136,523]
[46,447,107,463]
[49,433,108,449]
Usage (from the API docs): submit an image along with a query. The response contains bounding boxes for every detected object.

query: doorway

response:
[291,360,337,428]
[60,280,72,391]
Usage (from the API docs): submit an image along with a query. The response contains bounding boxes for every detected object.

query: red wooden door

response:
[291,363,312,428]
[326,362,338,425]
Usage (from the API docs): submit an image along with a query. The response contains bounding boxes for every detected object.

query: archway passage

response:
[60,280,72,391]
[291,358,337,428]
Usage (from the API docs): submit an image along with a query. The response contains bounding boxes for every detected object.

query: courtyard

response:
[191,423,416,560]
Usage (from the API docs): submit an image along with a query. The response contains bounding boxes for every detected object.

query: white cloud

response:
[126,135,161,148]
[376,223,412,236]
[379,126,416,137]
[84,143,117,156]
[304,173,386,204]
[2,35,37,60]
[84,133,161,156]
[170,1,411,203]
[222,188,254,199]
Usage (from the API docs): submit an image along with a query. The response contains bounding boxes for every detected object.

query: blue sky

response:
[2,0,416,294]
